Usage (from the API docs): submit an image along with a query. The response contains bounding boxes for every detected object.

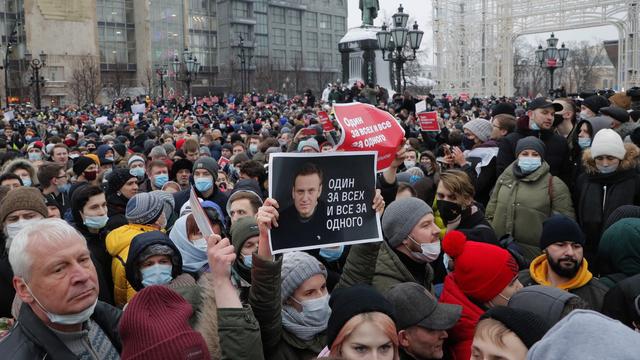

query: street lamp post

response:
[535,33,569,97]
[3,21,19,108]
[156,64,168,99]
[172,48,200,99]
[25,50,46,110]
[376,5,423,93]
[237,35,253,95]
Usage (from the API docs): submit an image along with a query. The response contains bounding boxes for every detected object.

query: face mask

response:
[596,163,618,174]
[24,280,97,325]
[130,167,145,178]
[530,120,540,130]
[578,137,592,149]
[438,200,462,224]
[194,177,213,192]
[444,113,450,119]
[84,171,97,181]
[105,156,114,162]
[404,160,416,169]
[518,156,542,173]
[408,236,440,263]
[579,111,591,120]
[58,182,70,193]
[293,294,332,322]
[28,152,42,161]
[243,254,253,268]
[154,173,169,188]
[25,136,32,141]
[141,264,173,287]
[193,238,208,252]
[83,215,108,229]
[319,245,344,262]
[249,144,258,154]
[21,177,32,187]
[462,137,476,149]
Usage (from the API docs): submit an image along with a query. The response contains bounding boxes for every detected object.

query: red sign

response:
[418,112,441,132]
[459,92,470,101]
[334,103,405,172]
[547,58,557,67]
[218,156,230,168]
[317,111,334,131]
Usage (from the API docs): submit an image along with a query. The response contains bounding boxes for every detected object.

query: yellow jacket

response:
[105,223,159,307]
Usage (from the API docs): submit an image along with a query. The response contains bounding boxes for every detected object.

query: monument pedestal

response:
[338,26,394,95]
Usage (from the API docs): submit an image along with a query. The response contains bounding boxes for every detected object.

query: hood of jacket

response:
[2,158,36,181]
[581,143,640,175]
[105,223,158,258]
[598,218,640,276]
[125,231,183,291]
[529,254,593,291]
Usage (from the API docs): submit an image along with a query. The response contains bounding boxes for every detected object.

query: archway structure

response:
[431,0,640,96]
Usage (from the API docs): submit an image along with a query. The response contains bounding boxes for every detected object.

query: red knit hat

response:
[176,138,186,150]
[119,286,209,360]
[443,231,519,303]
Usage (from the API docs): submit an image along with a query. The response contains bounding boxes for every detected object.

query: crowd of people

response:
[0,84,639,359]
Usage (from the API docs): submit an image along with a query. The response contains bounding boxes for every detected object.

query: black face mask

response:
[438,200,462,224]
[462,137,476,150]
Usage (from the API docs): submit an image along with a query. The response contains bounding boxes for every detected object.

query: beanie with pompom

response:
[443,231,519,303]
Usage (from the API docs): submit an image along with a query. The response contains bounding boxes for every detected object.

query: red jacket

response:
[438,273,486,360]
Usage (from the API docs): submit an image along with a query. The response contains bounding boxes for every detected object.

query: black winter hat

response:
[600,106,630,124]
[170,158,193,180]
[480,306,550,349]
[604,205,640,231]
[540,214,585,250]
[106,168,137,196]
[491,102,516,117]
[112,143,128,157]
[72,156,96,176]
[582,95,610,115]
[326,284,395,348]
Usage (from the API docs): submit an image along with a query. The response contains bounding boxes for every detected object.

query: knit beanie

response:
[604,205,640,231]
[443,231,519,303]
[491,102,516,117]
[297,138,320,152]
[599,218,640,276]
[280,251,327,302]
[590,129,626,160]
[463,119,492,142]
[171,158,193,180]
[193,157,218,180]
[119,286,209,360]
[326,284,395,348]
[106,168,136,196]
[0,187,48,224]
[72,156,96,176]
[126,192,164,225]
[112,143,127,157]
[128,155,146,167]
[230,216,259,256]
[582,95,610,115]
[539,214,585,250]
[480,306,550,349]
[515,136,545,158]
[382,197,433,248]
[508,285,579,326]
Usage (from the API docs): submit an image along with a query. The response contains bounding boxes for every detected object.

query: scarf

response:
[281,305,328,341]
[168,215,208,273]
[529,254,593,291]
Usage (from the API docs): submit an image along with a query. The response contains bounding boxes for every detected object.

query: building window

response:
[288,30,301,47]
[272,28,285,45]
[320,33,331,49]
[334,16,345,32]
[306,53,318,68]
[256,13,267,34]
[254,0,267,13]
[306,32,318,48]
[233,24,251,42]
[46,66,64,82]
[272,7,285,24]
[304,12,317,28]
[255,35,268,56]
[319,14,331,29]
[272,49,286,68]
[288,50,302,68]
[232,1,249,18]
[320,53,332,68]
[287,9,300,25]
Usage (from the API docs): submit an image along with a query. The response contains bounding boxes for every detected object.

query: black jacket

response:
[496,115,570,185]
[173,184,230,218]
[601,273,640,329]
[0,302,122,360]
[0,253,14,318]
[106,192,129,233]
[77,226,115,306]
[124,231,183,292]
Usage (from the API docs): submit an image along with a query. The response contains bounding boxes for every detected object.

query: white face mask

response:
[4,219,38,249]
[408,236,440,263]
[24,280,97,325]
[404,160,416,169]
[193,238,208,252]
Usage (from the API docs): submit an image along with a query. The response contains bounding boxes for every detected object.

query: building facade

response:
[0,0,347,106]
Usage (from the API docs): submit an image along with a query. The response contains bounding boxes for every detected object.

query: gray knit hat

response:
[463,119,492,142]
[281,251,327,302]
[382,197,433,248]
[126,192,164,225]
[515,136,546,158]
[193,157,218,180]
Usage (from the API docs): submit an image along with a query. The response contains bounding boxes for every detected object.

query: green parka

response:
[486,161,575,263]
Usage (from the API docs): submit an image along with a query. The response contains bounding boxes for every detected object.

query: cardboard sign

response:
[217,156,230,168]
[333,103,405,172]
[415,100,427,114]
[317,111,334,131]
[418,112,441,132]
[268,152,382,254]
[3,110,14,121]
[189,188,214,237]
[131,104,146,114]
[95,116,108,125]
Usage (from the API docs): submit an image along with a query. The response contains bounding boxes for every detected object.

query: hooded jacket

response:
[598,218,640,287]
[1,158,38,186]
[601,273,640,329]
[575,143,640,259]
[173,178,229,218]
[486,161,575,263]
[105,192,129,232]
[124,231,183,292]
[569,116,613,188]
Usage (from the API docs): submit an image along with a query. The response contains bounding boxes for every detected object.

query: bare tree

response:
[142,66,154,96]
[289,53,304,95]
[103,63,131,99]
[69,55,102,105]
[560,41,607,93]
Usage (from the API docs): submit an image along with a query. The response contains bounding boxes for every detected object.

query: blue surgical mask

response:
[154,174,169,188]
[105,156,114,162]
[319,245,344,262]
[28,152,42,161]
[518,156,542,173]
[530,120,540,131]
[597,163,618,174]
[21,177,32,187]
[292,294,332,324]
[130,167,145,178]
[83,215,108,229]
[578,137,592,149]
[243,254,253,268]
[249,144,258,154]
[141,264,173,287]
[58,183,71,193]
[194,177,213,192]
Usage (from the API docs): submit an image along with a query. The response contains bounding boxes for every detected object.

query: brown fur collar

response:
[582,143,640,174]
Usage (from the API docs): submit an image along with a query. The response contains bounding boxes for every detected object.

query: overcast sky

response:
[347,0,619,64]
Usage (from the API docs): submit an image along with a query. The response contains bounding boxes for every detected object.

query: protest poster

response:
[317,111,334,131]
[217,156,230,168]
[268,151,382,254]
[415,100,427,114]
[3,110,14,121]
[95,116,108,125]
[131,104,146,114]
[418,111,441,132]
[189,188,214,237]
[333,102,405,172]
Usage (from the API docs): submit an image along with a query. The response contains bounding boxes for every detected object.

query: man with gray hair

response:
[0,218,121,358]
[148,145,168,162]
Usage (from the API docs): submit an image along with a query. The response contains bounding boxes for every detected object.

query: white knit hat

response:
[463,119,493,142]
[590,129,625,160]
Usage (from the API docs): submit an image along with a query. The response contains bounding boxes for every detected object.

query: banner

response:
[3,110,14,121]
[268,152,382,254]
[95,116,108,125]
[415,100,427,114]
[333,102,405,172]
[418,111,440,132]
[317,111,334,131]
[131,104,146,114]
